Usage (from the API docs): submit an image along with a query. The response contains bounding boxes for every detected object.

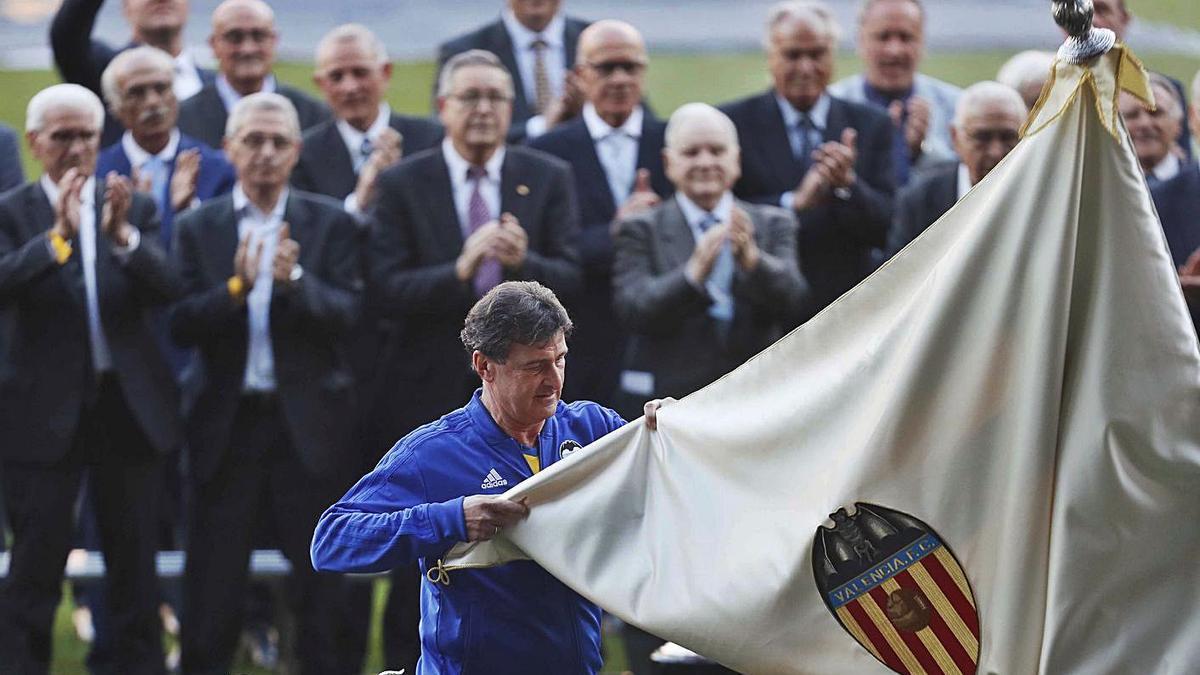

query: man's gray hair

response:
[665,102,739,150]
[996,51,1054,97]
[316,23,388,66]
[766,0,842,44]
[436,49,513,99]
[225,92,301,141]
[101,46,176,110]
[857,0,924,25]
[461,281,574,363]
[26,83,105,132]
[952,80,1028,129]
[1147,72,1183,121]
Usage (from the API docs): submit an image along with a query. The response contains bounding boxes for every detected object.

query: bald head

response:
[575,20,648,128]
[952,81,1027,186]
[209,0,278,94]
[664,103,741,210]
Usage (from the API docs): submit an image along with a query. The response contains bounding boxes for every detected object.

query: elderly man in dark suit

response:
[884,80,1026,260]
[1155,70,1200,329]
[721,0,894,321]
[1120,74,1188,186]
[178,0,328,149]
[294,23,442,217]
[0,83,181,675]
[98,46,235,253]
[171,92,360,675]
[529,19,670,411]
[436,0,589,141]
[614,103,808,403]
[367,49,581,672]
[50,0,213,146]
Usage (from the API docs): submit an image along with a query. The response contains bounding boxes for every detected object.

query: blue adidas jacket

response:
[311,389,626,674]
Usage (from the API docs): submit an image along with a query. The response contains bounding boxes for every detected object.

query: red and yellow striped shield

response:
[812,504,980,675]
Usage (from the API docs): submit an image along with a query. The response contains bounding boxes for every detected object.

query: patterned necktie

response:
[700,213,735,330]
[602,129,634,207]
[467,166,502,297]
[531,37,552,114]
[141,156,171,219]
[356,137,374,174]
[794,113,816,172]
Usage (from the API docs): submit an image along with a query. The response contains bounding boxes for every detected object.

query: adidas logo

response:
[481,468,509,489]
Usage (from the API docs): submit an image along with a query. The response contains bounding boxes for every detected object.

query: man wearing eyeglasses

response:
[882,81,1026,260]
[177,0,328,149]
[435,0,590,141]
[170,92,361,674]
[367,48,581,496]
[0,83,181,674]
[50,0,214,146]
[528,20,670,417]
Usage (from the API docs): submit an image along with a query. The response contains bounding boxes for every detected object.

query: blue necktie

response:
[700,213,735,331]
[794,113,817,171]
[142,155,170,219]
[356,137,374,173]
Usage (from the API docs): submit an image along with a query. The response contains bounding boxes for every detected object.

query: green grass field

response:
[14,43,1199,674]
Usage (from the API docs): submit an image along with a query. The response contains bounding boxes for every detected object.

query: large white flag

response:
[443,46,1200,674]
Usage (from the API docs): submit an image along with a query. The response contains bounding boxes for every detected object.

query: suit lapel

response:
[499,151,527,226]
[319,124,357,197]
[210,197,240,279]
[488,22,528,118]
[568,122,617,219]
[657,199,696,271]
[421,154,466,257]
[754,92,804,188]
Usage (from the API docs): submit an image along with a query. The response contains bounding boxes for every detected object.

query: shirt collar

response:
[1151,152,1181,182]
[40,174,96,206]
[121,128,181,167]
[442,137,506,183]
[502,9,565,50]
[215,73,277,111]
[582,103,643,141]
[335,103,392,153]
[466,388,562,449]
[957,162,973,200]
[174,49,198,74]
[675,190,734,228]
[232,183,288,222]
[775,91,831,132]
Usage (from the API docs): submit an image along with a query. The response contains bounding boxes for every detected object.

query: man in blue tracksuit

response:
[312,281,660,674]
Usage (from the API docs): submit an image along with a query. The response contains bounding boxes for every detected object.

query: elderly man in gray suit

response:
[613,103,808,406]
[829,0,960,187]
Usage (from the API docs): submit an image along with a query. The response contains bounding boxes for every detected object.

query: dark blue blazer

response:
[49,0,215,146]
[434,15,590,143]
[1151,159,1200,330]
[527,112,671,405]
[0,123,23,195]
[96,133,236,252]
[721,90,895,320]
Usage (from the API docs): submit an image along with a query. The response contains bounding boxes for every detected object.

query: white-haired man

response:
[1152,69,1200,323]
[178,0,329,149]
[50,0,213,145]
[0,83,181,674]
[829,0,962,187]
[613,103,809,403]
[170,92,361,674]
[884,80,1027,258]
[721,0,894,322]
[996,50,1055,110]
[1121,73,1186,185]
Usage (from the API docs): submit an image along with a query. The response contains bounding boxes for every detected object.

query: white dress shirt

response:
[957,163,973,200]
[502,9,566,139]
[338,103,392,215]
[442,138,505,234]
[582,103,643,207]
[173,49,205,101]
[216,74,277,113]
[40,174,140,373]
[122,128,181,168]
[1150,152,1181,183]
[232,185,287,392]
[775,92,833,209]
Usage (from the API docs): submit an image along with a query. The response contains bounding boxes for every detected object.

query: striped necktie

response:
[467,166,502,297]
[531,37,552,114]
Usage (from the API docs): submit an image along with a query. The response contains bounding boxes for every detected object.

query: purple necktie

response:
[467,166,502,297]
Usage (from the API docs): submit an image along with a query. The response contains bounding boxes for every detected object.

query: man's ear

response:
[472,350,494,382]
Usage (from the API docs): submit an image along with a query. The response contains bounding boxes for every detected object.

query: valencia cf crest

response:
[559,439,582,459]
[812,504,980,675]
